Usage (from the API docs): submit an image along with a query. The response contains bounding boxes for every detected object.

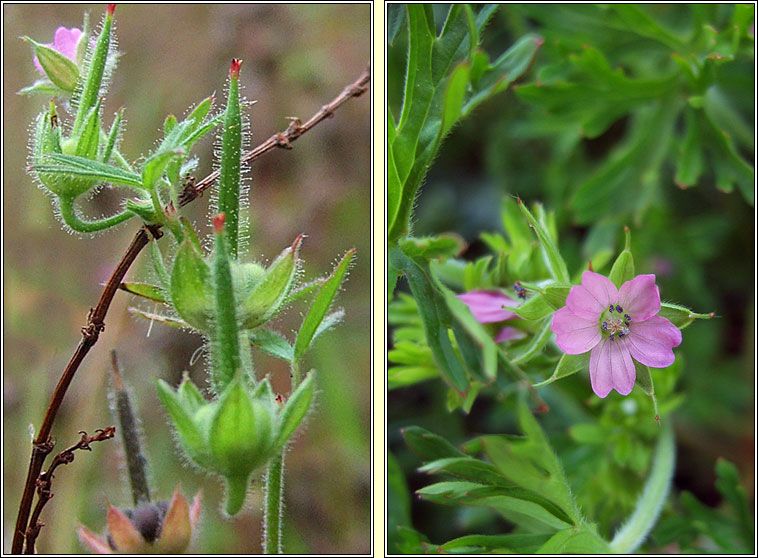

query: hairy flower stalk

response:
[551,272,682,398]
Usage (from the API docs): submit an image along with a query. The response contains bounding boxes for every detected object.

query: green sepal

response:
[275,371,315,451]
[23,37,79,92]
[513,293,553,321]
[102,107,124,164]
[170,235,213,331]
[209,374,275,480]
[186,96,214,134]
[658,302,714,329]
[128,307,186,328]
[76,97,102,159]
[119,282,167,304]
[150,240,171,290]
[164,114,178,136]
[543,283,571,309]
[533,353,590,388]
[294,249,355,362]
[240,236,302,330]
[72,6,113,136]
[608,227,635,288]
[156,379,212,468]
[177,372,207,414]
[18,78,66,97]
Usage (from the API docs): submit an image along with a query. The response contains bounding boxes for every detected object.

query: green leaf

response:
[398,234,465,260]
[294,249,354,362]
[33,153,143,188]
[402,425,465,460]
[249,328,294,363]
[119,282,167,304]
[517,199,570,282]
[142,149,184,191]
[275,371,315,450]
[164,114,178,136]
[439,533,550,554]
[675,107,705,188]
[536,528,610,554]
[390,247,469,394]
[568,423,607,445]
[388,451,412,554]
[714,458,754,548]
[150,240,171,291]
[511,317,553,365]
[102,107,124,164]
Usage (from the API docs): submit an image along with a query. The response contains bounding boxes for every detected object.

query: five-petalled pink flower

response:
[457,290,523,342]
[551,272,681,398]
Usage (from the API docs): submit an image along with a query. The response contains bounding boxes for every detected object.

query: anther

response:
[624,314,631,321]
[610,333,615,341]
[616,305,623,313]
[602,321,608,331]
[609,304,614,313]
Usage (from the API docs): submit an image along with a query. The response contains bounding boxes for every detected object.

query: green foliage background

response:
[3,4,369,554]
[388,3,753,554]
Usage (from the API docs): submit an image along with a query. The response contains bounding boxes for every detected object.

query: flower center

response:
[600,304,632,341]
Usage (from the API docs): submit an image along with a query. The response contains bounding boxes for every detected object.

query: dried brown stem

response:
[24,428,116,554]
[12,64,370,554]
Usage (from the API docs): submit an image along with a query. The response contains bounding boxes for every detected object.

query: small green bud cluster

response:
[24,5,224,233]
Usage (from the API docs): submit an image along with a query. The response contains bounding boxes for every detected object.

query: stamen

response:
[618,331,626,338]
[624,314,631,321]
[609,304,614,313]
[610,333,615,341]
[615,305,623,313]
[602,321,608,331]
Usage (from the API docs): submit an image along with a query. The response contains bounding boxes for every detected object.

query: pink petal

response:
[78,525,114,554]
[457,290,517,323]
[589,338,636,398]
[53,27,83,60]
[566,271,618,321]
[626,315,681,368]
[618,274,660,322]
[551,306,601,354]
[494,326,525,343]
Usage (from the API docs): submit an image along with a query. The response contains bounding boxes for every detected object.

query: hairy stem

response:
[263,452,285,554]
[58,196,134,233]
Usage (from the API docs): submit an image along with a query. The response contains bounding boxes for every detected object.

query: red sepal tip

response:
[107,4,116,16]
[230,58,243,78]
[213,213,226,233]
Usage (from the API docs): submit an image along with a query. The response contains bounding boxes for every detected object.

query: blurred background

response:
[388,3,753,551]
[4,4,370,554]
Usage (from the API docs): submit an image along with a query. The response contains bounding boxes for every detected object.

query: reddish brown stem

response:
[12,65,370,554]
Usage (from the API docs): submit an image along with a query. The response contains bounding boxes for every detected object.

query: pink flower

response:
[551,272,682,398]
[33,27,83,72]
[457,290,523,343]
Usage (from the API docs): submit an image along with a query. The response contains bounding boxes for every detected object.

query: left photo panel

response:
[3,3,371,554]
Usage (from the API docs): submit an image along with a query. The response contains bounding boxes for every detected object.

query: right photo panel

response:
[387,3,755,555]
